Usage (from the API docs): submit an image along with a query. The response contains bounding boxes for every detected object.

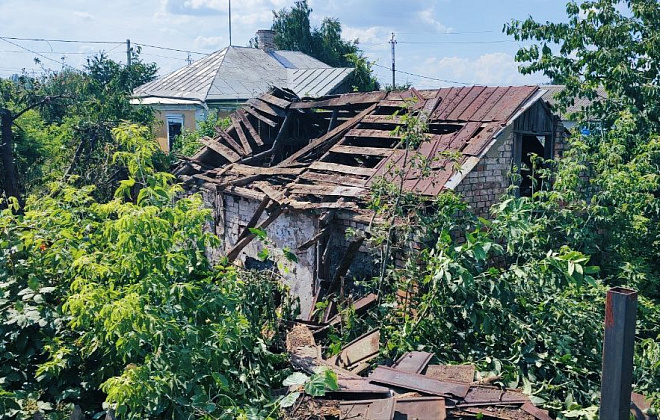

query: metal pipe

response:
[600,287,637,420]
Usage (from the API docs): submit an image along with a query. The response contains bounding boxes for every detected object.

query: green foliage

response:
[171,112,231,158]
[270,0,380,92]
[0,52,159,201]
[0,124,294,419]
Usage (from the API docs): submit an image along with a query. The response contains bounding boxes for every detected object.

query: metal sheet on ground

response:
[340,398,396,420]
[424,364,475,383]
[368,366,470,398]
[394,397,446,420]
[392,352,434,374]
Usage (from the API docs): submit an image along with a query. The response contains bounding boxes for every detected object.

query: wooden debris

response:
[225,206,283,262]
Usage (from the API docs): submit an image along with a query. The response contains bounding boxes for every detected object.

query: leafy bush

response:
[0,124,293,419]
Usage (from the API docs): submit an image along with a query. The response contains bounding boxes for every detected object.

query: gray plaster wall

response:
[203,190,319,316]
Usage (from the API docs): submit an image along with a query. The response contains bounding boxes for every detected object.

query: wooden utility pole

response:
[0,108,21,204]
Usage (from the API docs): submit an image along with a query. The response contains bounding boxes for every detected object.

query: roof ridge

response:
[200,46,230,101]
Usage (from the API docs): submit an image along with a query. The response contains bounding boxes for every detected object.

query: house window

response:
[166,115,184,151]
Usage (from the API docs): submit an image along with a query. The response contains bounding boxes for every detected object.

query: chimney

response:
[256,29,276,52]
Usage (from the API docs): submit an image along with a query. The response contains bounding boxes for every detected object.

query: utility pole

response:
[126,39,131,66]
[228,0,232,46]
[389,32,396,89]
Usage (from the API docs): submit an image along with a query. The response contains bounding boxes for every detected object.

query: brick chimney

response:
[256,29,276,52]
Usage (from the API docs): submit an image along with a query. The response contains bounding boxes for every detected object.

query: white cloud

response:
[73,11,95,21]
[193,35,224,49]
[419,52,547,86]
[418,8,452,33]
[343,25,391,50]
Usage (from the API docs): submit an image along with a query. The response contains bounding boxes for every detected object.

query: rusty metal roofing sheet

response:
[340,398,396,420]
[424,365,475,384]
[392,352,434,374]
[446,86,487,121]
[394,397,446,420]
[368,366,470,398]
[484,86,538,122]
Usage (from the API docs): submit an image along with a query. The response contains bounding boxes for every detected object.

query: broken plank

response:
[298,227,330,251]
[330,145,394,157]
[223,185,267,201]
[326,235,365,296]
[298,171,368,188]
[229,115,253,154]
[230,163,304,176]
[199,136,241,162]
[247,98,285,118]
[217,129,246,155]
[290,91,386,109]
[368,366,470,398]
[458,386,529,407]
[237,196,271,241]
[279,103,378,166]
[225,206,283,262]
[361,114,404,125]
[347,128,400,139]
[288,184,367,198]
[253,181,288,204]
[392,352,434,374]
[259,93,291,109]
[244,105,278,127]
[308,161,375,177]
[237,109,264,146]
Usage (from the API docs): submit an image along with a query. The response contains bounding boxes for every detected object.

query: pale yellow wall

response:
[154,109,198,152]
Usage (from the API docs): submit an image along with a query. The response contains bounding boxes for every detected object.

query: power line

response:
[397,30,499,35]
[0,35,121,45]
[372,63,471,86]
[398,40,515,45]
[133,42,207,55]
[0,37,77,69]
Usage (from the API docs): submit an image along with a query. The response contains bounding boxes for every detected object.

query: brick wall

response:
[454,127,515,219]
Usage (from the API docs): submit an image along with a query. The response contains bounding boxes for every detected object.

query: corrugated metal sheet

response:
[133,46,353,102]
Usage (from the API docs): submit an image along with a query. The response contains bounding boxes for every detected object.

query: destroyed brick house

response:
[175,85,566,317]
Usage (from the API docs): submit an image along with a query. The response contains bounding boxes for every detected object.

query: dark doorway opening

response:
[518,134,546,197]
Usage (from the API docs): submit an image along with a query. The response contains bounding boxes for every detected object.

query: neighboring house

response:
[175,86,565,317]
[132,30,354,151]
[541,84,607,130]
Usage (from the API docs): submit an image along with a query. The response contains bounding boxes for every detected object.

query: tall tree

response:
[505,0,660,298]
[269,0,380,92]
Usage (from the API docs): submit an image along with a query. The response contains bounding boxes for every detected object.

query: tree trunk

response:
[0,108,22,206]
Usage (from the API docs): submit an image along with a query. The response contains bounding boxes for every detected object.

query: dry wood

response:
[237,196,271,241]
[325,236,365,295]
[252,180,289,204]
[297,227,330,251]
[244,105,278,127]
[237,109,264,146]
[347,128,400,139]
[308,161,375,177]
[247,98,284,118]
[216,129,246,155]
[288,184,366,198]
[361,114,404,125]
[230,163,304,176]
[298,171,367,188]
[224,185,267,201]
[225,206,283,262]
[260,93,291,109]
[199,136,241,162]
[229,116,253,154]
[290,91,386,109]
[279,103,377,166]
[331,145,394,157]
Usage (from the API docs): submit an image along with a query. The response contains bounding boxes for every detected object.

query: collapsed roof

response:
[175,85,547,212]
[132,46,353,104]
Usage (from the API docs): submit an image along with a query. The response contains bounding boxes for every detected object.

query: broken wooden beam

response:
[199,136,241,162]
[238,109,264,146]
[325,235,365,296]
[229,116,253,155]
[237,196,271,241]
[368,366,470,398]
[225,206,283,262]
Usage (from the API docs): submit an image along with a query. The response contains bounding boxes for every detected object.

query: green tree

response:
[504,0,660,299]
[269,0,380,92]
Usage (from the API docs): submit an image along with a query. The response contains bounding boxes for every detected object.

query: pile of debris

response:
[284,323,552,420]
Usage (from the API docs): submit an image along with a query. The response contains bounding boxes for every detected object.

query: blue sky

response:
[0,0,572,87]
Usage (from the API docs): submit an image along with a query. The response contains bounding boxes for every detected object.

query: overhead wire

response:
[0,37,78,69]
[372,63,471,86]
